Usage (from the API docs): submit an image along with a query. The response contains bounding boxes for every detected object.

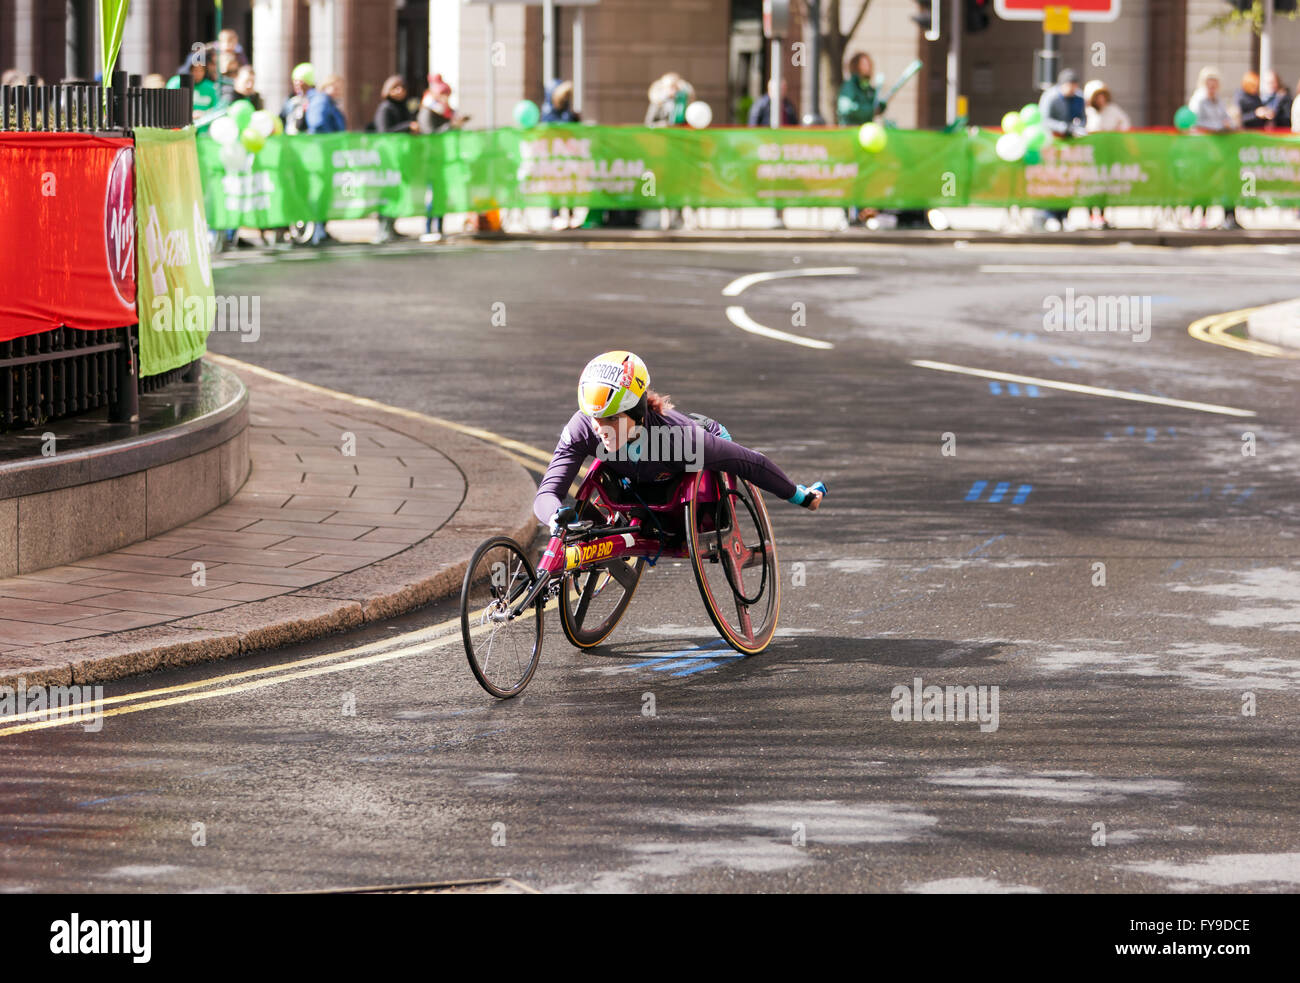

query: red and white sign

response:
[0,133,137,342]
[995,0,1121,22]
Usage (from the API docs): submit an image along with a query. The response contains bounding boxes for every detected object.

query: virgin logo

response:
[104,147,136,309]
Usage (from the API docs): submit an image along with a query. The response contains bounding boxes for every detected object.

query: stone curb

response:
[0,361,539,689]
[1246,298,1300,349]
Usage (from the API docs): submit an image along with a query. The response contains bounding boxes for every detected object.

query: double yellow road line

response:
[1187,307,1296,358]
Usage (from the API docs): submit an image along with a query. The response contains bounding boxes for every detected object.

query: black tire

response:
[685,472,780,655]
[559,553,644,648]
[460,536,543,698]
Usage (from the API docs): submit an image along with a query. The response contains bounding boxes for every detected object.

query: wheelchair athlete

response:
[533,351,825,534]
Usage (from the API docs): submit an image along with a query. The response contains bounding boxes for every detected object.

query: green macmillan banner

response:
[969,130,1300,207]
[197,126,1300,227]
[135,126,215,377]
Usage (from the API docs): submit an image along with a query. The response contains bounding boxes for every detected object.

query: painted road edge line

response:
[1187,307,1296,359]
[910,359,1256,417]
[725,305,834,350]
[722,266,858,296]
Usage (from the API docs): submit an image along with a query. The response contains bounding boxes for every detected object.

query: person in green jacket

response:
[837,51,883,226]
[836,51,884,127]
[167,55,219,122]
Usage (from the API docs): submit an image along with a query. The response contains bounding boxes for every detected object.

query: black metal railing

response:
[0,71,193,132]
[1,73,192,433]
[0,327,137,430]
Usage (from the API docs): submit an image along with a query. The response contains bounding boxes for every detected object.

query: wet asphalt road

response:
[3,240,1299,894]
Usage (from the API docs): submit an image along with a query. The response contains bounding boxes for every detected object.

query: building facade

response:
[1,1,1296,131]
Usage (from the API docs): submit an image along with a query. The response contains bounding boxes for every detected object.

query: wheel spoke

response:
[573,570,598,627]
[604,558,639,590]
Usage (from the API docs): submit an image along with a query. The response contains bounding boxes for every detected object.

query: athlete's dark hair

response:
[626,389,671,424]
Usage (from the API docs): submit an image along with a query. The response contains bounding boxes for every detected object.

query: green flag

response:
[99,0,130,86]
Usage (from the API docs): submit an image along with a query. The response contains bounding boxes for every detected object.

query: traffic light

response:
[911,0,933,30]
[966,0,992,31]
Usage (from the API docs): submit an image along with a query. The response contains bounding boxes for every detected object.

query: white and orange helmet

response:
[577,351,650,419]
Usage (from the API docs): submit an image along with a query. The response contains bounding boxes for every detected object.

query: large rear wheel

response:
[686,472,780,655]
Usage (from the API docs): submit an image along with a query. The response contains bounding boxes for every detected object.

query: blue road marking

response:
[965,480,989,502]
[1145,427,1157,442]
[1235,488,1254,504]
[1126,426,1136,436]
[1026,385,1041,397]
[1008,383,1022,396]
[989,381,1003,395]
[671,659,736,677]
[968,533,1006,556]
[626,640,729,670]
[987,481,1011,504]
[1012,484,1033,505]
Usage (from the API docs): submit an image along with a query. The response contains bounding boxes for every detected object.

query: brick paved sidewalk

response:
[0,356,537,686]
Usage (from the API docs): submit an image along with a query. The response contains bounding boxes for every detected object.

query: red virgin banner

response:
[0,132,137,342]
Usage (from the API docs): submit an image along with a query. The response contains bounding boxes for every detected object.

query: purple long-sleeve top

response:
[532,406,798,524]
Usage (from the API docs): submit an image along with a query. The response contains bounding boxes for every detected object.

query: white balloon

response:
[219,142,252,172]
[995,131,1026,162]
[249,110,276,139]
[209,115,239,146]
[684,100,712,129]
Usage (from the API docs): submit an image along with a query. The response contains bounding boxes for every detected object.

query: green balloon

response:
[227,98,255,131]
[1019,104,1042,126]
[1023,148,1042,165]
[857,122,887,153]
[239,125,266,154]
[1022,124,1047,151]
[513,99,540,128]
[1174,105,1197,130]
[1001,111,1024,134]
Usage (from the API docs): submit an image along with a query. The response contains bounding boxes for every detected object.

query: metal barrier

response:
[0,72,192,433]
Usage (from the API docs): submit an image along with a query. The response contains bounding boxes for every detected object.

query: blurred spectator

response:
[231,66,261,111]
[541,79,579,123]
[167,54,219,119]
[645,73,690,126]
[207,28,248,70]
[1293,77,1300,133]
[373,75,417,132]
[541,79,581,229]
[306,74,345,246]
[1084,80,1130,132]
[1189,67,1236,132]
[1038,69,1085,230]
[1040,69,1086,137]
[280,63,315,134]
[418,73,466,133]
[837,53,882,227]
[645,73,691,229]
[1261,71,1291,130]
[1083,81,1129,230]
[1,68,23,87]
[1237,71,1272,129]
[418,73,466,243]
[142,73,166,89]
[748,77,797,127]
[308,74,345,133]
[214,51,241,100]
[836,52,883,126]
[373,75,417,244]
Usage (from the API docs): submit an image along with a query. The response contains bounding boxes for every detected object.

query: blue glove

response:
[788,481,827,508]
